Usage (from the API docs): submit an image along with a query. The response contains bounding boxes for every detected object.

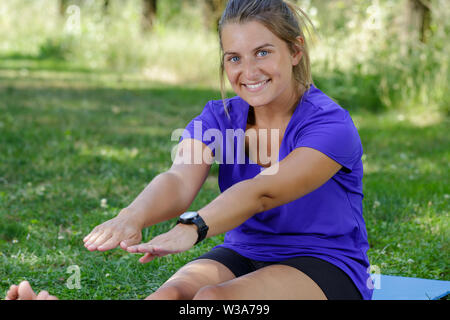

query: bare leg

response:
[145,259,236,300]
[193,264,327,300]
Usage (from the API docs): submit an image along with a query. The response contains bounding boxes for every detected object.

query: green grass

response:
[0,57,448,300]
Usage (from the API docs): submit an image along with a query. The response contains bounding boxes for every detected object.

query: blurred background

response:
[0,0,448,299]
[1,0,448,114]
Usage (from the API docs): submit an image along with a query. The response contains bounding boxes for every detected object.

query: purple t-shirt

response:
[179,85,373,300]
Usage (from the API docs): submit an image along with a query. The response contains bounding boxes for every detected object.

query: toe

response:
[17,281,37,300]
[36,291,49,300]
[5,285,19,300]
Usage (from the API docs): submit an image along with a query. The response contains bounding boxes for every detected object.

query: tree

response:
[59,0,70,16]
[103,0,110,13]
[142,0,158,32]
[59,0,110,15]
[406,0,432,43]
[203,0,227,31]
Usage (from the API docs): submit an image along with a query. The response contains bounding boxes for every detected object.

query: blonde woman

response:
[6,0,372,300]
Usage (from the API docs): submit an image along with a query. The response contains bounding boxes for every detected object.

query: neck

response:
[252,83,303,127]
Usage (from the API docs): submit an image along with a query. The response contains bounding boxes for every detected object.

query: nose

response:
[242,58,261,82]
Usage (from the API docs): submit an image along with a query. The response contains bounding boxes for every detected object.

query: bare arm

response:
[126,147,343,263]
[83,138,214,251]
[122,171,198,229]
[199,147,342,238]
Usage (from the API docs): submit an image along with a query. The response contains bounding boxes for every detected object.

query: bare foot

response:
[5,281,58,300]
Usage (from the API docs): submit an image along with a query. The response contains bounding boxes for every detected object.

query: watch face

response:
[181,211,198,220]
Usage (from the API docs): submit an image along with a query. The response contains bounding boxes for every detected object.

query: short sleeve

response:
[293,109,362,173]
[178,101,221,157]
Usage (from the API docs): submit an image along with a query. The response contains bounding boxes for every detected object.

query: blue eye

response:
[257,50,269,57]
[229,56,240,63]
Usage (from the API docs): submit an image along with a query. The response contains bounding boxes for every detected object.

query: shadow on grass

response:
[0,53,103,74]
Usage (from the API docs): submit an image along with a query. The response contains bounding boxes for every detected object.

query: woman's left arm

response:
[126,147,342,263]
[199,146,342,237]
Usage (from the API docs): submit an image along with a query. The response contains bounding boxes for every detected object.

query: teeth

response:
[246,80,267,89]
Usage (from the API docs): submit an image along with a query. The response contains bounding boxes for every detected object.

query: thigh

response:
[147,258,235,300]
[277,256,362,300]
[195,264,327,300]
[193,247,257,277]
[148,247,243,300]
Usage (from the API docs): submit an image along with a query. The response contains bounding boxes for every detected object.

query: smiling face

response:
[221,20,302,110]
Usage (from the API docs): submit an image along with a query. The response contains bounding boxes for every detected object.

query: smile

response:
[243,79,270,92]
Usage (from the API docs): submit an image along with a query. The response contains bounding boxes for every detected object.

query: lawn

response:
[0,57,448,300]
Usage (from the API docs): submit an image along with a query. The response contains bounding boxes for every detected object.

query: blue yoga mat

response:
[370,274,450,300]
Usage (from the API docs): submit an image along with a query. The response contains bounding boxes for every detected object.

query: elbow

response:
[241,177,277,213]
[259,195,276,212]
[251,175,296,212]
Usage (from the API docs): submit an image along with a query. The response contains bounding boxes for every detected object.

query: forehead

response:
[221,21,283,51]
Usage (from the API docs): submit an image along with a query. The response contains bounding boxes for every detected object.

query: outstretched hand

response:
[123,224,198,263]
[83,210,143,252]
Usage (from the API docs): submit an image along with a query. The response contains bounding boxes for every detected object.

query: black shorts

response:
[194,246,362,300]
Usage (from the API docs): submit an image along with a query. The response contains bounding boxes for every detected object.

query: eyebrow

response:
[224,43,275,56]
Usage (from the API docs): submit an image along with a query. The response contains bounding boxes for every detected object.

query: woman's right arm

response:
[83,138,214,251]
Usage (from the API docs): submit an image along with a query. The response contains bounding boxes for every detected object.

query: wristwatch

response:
[176,211,209,245]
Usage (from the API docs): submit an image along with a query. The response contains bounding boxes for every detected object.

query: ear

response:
[291,36,304,66]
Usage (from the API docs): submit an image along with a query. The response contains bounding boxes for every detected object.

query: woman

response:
[6,0,372,300]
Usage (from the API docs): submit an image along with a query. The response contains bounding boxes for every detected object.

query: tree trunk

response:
[407,0,432,43]
[59,0,69,16]
[142,0,158,32]
[203,0,227,31]
[104,0,110,13]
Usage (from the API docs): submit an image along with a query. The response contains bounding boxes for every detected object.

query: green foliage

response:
[38,36,75,60]
[304,0,450,113]
[0,0,447,113]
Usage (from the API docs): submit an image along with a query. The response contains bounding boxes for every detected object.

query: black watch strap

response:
[177,212,209,245]
[192,215,209,244]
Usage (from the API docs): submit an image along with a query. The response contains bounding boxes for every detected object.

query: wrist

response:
[174,223,199,244]
[174,222,197,233]
[118,207,146,230]
[176,211,209,244]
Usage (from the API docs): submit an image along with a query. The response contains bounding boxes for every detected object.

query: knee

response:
[193,285,225,300]
[145,285,189,300]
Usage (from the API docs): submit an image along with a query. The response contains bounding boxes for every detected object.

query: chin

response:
[241,95,272,108]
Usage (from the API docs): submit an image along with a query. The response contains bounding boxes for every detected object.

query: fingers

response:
[97,235,140,251]
[126,243,156,254]
[139,253,156,264]
[97,236,122,252]
[119,238,141,250]
[83,228,104,248]
[83,226,101,243]
[85,232,113,251]
[83,216,142,253]
[127,242,176,257]
[126,244,157,264]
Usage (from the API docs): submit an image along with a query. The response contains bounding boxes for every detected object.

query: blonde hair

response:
[217,0,315,121]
